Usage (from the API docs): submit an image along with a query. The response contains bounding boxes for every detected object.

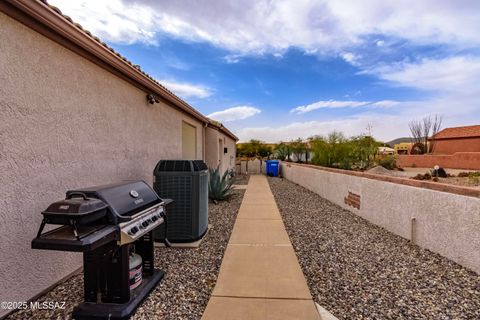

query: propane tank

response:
[129,253,143,290]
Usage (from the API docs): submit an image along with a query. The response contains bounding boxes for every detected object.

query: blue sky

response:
[50,0,480,142]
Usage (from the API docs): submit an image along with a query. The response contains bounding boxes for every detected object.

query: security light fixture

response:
[147,93,160,104]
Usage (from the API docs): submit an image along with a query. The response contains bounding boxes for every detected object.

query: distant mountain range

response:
[386,137,413,146]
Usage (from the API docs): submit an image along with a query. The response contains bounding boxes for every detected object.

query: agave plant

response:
[209,167,234,204]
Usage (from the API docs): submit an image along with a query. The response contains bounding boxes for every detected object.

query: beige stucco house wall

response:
[0,3,237,317]
[204,126,237,174]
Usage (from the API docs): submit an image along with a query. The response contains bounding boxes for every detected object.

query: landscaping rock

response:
[268,177,480,320]
[366,165,396,176]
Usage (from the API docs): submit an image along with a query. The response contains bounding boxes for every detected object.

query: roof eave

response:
[207,120,239,141]
[7,0,209,123]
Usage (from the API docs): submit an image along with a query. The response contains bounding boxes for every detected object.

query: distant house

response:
[429,125,480,154]
[378,146,395,155]
[394,142,412,155]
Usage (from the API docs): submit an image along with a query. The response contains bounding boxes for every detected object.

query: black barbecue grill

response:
[32,180,172,320]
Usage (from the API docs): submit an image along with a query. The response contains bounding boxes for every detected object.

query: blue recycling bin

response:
[266,160,279,177]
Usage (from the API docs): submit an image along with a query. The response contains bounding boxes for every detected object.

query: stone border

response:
[284,163,480,198]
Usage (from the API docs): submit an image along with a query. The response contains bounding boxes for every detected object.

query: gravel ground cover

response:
[7,190,244,320]
[268,177,480,320]
[234,173,250,185]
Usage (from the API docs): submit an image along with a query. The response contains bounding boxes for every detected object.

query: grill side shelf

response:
[32,225,118,252]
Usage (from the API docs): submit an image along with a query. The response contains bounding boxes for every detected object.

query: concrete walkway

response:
[202,175,320,320]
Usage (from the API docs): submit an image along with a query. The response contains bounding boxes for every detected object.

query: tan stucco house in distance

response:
[0,0,237,316]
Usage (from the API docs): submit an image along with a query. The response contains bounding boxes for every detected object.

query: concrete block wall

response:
[281,163,480,274]
[397,152,480,170]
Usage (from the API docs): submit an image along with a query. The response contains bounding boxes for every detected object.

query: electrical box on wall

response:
[224,147,228,154]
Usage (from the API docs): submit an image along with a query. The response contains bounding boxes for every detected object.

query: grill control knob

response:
[152,216,158,222]
[130,226,139,234]
[142,221,149,228]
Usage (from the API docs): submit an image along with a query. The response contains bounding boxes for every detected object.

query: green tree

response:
[274,142,289,161]
[311,132,381,170]
[290,138,308,163]
[349,135,379,169]
[236,139,272,158]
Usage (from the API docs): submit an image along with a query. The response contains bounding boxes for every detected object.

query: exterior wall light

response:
[147,94,160,104]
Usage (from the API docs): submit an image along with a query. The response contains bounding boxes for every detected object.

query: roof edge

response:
[431,124,480,140]
[4,0,238,141]
[6,0,207,120]
[207,121,239,141]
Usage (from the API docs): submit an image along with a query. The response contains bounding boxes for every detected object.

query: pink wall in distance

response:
[433,138,480,154]
[397,152,480,170]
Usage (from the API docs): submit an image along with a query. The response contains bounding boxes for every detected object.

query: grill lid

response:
[41,192,108,225]
[42,192,108,216]
[67,180,161,220]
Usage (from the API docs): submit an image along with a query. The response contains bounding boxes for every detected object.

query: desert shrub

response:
[310,132,379,170]
[378,155,396,170]
[468,172,480,185]
[208,167,234,203]
[412,172,432,180]
[458,171,480,178]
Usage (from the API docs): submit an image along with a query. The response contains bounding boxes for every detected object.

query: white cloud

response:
[369,100,400,108]
[224,54,242,64]
[237,95,480,142]
[236,114,408,142]
[49,0,480,53]
[208,106,261,122]
[290,99,399,114]
[49,0,159,45]
[364,56,480,94]
[340,52,359,64]
[159,80,212,99]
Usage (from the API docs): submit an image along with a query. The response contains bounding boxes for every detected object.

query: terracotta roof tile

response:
[432,125,480,139]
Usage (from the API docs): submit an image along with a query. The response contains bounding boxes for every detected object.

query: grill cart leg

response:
[72,269,164,320]
[83,244,109,303]
[135,231,154,276]
[73,233,165,320]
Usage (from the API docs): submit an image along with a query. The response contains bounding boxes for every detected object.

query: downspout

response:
[202,122,208,161]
